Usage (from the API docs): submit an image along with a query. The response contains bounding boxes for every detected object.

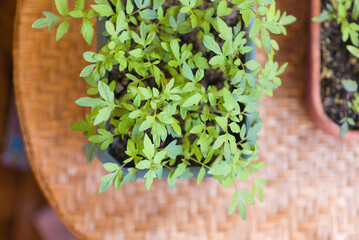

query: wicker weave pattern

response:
[14,0,359,239]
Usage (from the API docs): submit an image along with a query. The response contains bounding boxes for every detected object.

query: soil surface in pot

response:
[109,1,247,166]
[320,0,359,129]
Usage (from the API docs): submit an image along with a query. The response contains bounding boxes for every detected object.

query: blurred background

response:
[0,1,76,239]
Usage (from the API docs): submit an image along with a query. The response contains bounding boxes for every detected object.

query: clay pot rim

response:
[307,0,359,141]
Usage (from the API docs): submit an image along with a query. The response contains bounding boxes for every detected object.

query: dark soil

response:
[320,0,359,128]
[108,1,246,165]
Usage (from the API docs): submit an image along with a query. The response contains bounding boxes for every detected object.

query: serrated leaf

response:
[71,119,88,131]
[139,9,157,21]
[170,39,180,60]
[347,45,359,58]
[55,0,68,16]
[238,198,246,220]
[165,140,183,159]
[197,167,206,185]
[213,135,226,149]
[98,81,114,104]
[56,20,70,41]
[153,151,167,164]
[182,93,202,108]
[261,26,271,54]
[81,18,94,45]
[99,172,116,194]
[91,4,114,17]
[103,163,120,172]
[144,170,156,190]
[182,63,194,81]
[245,60,261,71]
[143,134,155,159]
[217,0,232,17]
[136,160,151,169]
[80,64,96,77]
[32,11,61,30]
[94,106,114,125]
[203,35,222,55]
[173,163,186,178]
[215,116,227,131]
[82,143,97,163]
[208,162,231,176]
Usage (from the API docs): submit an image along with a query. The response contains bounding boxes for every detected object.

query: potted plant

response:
[33,0,295,219]
[310,0,359,139]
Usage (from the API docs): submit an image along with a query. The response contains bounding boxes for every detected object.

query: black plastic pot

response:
[96,17,257,178]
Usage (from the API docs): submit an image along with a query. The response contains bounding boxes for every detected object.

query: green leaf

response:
[182,93,202,108]
[71,119,88,131]
[126,0,134,14]
[81,18,94,45]
[91,4,114,17]
[129,109,143,119]
[222,88,235,111]
[99,172,117,194]
[229,122,240,133]
[340,121,349,138]
[144,170,156,190]
[249,19,261,38]
[98,81,114,104]
[245,60,261,71]
[88,135,106,143]
[114,171,123,190]
[143,134,155,159]
[136,160,151,169]
[153,0,165,9]
[32,12,61,30]
[215,116,227,131]
[208,162,231,176]
[82,143,97,163]
[153,151,167,164]
[342,79,358,93]
[56,20,70,41]
[139,9,157,21]
[75,0,85,10]
[182,63,194,81]
[75,97,104,107]
[213,135,226,149]
[55,0,68,16]
[347,45,359,58]
[165,140,183,159]
[123,168,138,184]
[80,64,96,77]
[170,39,180,60]
[203,35,222,55]
[279,15,296,25]
[238,198,246,220]
[103,163,120,172]
[217,18,232,41]
[167,173,177,189]
[129,49,144,58]
[197,167,206,185]
[94,106,114,125]
[229,192,239,215]
[261,26,271,54]
[173,163,186,178]
[217,0,232,17]
[105,21,116,36]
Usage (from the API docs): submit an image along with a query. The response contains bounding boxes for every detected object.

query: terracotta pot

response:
[308,0,359,140]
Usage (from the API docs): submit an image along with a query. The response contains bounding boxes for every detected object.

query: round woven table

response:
[14,0,359,239]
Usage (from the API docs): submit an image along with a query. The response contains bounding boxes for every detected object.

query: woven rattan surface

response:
[13,0,359,239]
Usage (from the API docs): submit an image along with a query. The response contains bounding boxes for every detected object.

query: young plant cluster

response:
[314,0,359,137]
[33,0,295,219]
